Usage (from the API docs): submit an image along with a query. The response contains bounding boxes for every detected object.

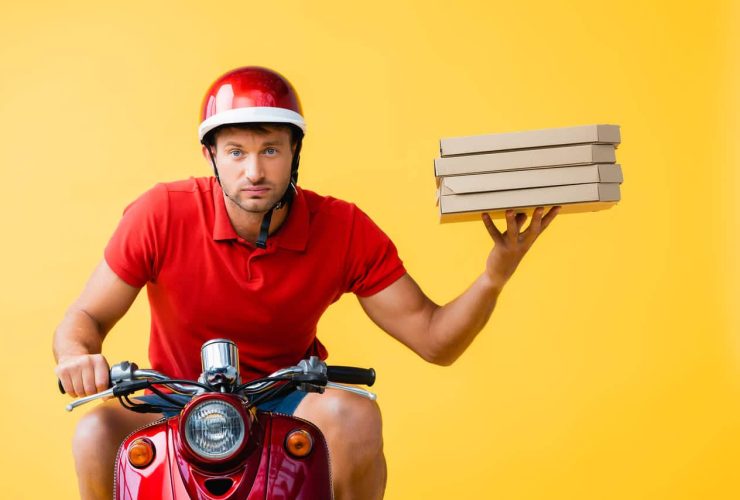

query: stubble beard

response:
[224,178,291,215]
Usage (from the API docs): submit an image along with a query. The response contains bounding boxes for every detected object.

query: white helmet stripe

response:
[198,107,306,141]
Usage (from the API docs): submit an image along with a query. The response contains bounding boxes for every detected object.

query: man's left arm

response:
[358,207,559,366]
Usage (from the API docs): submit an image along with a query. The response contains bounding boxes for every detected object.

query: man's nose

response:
[244,156,264,183]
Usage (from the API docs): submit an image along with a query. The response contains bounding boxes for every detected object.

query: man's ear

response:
[202,144,214,161]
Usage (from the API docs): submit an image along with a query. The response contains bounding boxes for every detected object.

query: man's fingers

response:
[93,355,111,393]
[515,212,527,231]
[505,210,518,243]
[541,206,561,232]
[486,206,558,247]
[54,364,72,397]
[58,372,76,398]
[481,213,505,245]
[82,361,98,396]
[524,207,544,242]
[56,354,111,398]
[71,371,86,398]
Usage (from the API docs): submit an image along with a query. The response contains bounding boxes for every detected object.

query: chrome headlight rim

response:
[179,394,249,463]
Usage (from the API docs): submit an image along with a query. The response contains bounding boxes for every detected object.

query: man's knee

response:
[300,390,384,455]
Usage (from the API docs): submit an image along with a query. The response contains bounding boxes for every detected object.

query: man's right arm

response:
[53,259,142,398]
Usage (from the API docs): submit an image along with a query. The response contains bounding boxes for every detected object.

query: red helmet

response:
[198,66,306,143]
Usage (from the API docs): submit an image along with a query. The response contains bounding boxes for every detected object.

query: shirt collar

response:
[212,182,309,252]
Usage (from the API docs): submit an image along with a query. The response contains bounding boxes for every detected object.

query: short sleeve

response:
[104,184,170,287]
[344,206,406,297]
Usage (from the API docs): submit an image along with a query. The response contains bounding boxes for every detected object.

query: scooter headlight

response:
[183,398,246,460]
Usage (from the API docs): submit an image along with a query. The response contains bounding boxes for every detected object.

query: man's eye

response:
[229,150,242,157]
[265,147,277,155]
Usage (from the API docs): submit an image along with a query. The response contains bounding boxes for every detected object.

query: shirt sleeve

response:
[104,184,170,287]
[344,206,407,297]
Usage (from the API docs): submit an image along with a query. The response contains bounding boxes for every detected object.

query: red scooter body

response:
[61,342,375,499]
[114,395,332,500]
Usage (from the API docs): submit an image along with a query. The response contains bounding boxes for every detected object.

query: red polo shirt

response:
[104,177,406,383]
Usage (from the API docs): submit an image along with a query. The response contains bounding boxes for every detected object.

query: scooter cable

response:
[118,394,181,414]
[147,384,191,409]
[148,379,216,393]
[235,375,294,394]
[245,382,293,410]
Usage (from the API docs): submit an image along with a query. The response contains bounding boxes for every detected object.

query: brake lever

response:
[64,380,151,412]
[65,387,116,412]
[325,382,377,401]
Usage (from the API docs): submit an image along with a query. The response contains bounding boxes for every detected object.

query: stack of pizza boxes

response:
[434,124,623,222]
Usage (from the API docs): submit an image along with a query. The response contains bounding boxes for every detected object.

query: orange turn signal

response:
[285,429,313,458]
[128,438,155,469]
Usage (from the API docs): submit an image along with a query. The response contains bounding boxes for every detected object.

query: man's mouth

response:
[241,186,270,193]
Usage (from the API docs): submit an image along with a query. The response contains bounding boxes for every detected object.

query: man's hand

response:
[481,206,560,291]
[55,353,111,398]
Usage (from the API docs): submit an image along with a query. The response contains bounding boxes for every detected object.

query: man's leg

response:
[293,389,386,500]
[72,398,162,500]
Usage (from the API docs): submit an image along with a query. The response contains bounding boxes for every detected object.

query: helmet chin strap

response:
[204,145,297,249]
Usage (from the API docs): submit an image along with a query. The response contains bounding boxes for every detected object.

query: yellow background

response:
[1,1,737,498]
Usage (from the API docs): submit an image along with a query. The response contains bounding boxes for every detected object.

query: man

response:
[53,66,559,500]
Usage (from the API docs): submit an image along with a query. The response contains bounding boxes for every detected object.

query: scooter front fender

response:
[115,412,332,499]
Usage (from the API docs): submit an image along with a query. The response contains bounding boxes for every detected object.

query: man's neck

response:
[224,196,290,245]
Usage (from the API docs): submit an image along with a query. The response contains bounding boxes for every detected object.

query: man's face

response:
[203,125,296,214]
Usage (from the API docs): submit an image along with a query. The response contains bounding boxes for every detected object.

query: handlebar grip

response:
[58,379,66,394]
[326,366,376,387]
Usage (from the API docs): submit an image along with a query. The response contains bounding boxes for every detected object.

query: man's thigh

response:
[75,398,164,446]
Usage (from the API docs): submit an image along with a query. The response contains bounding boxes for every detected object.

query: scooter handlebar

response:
[326,366,376,387]
[59,361,376,398]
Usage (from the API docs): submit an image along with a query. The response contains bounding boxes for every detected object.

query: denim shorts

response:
[134,388,308,418]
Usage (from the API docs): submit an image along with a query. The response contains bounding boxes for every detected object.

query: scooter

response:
[62,338,377,499]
